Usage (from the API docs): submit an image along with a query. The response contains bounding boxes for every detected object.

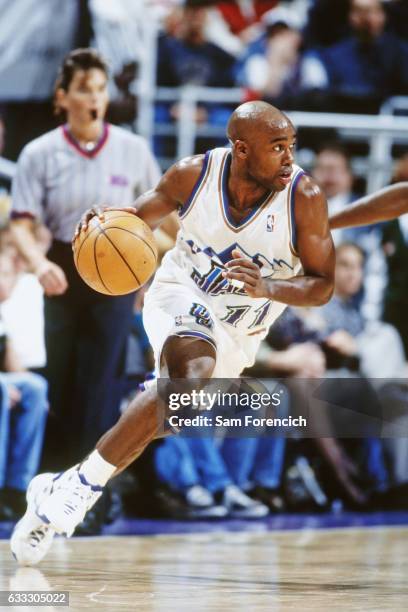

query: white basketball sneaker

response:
[10,473,57,566]
[36,465,103,537]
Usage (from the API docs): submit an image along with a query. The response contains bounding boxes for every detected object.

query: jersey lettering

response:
[248,301,272,329]
[221,305,251,327]
[191,262,245,296]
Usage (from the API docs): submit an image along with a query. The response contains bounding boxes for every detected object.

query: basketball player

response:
[11,100,336,564]
[9,49,162,465]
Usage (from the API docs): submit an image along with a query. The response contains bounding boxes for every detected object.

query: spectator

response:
[205,0,279,57]
[155,436,270,519]
[88,0,152,126]
[237,7,329,109]
[316,0,408,112]
[304,0,350,48]
[10,49,161,472]
[0,251,48,521]
[318,242,404,377]
[0,226,50,371]
[249,241,406,505]
[216,0,278,37]
[156,0,237,133]
[312,143,386,319]
[157,1,236,88]
[221,436,287,512]
[312,143,357,223]
[316,242,405,502]
[258,242,405,380]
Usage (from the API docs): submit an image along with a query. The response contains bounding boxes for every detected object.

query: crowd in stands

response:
[0,0,407,532]
[154,0,408,117]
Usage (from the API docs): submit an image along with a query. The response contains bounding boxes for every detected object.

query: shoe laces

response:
[63,479,99,514]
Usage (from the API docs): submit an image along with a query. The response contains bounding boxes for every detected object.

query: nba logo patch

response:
[175,315,183,327]
[267,214,275,232]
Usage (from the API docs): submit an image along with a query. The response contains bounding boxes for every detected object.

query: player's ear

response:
[234,140,248,160]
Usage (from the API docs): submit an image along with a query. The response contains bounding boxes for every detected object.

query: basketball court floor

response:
[1,513,407,610]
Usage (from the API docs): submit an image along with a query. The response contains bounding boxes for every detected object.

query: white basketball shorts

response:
[143,275,264,379]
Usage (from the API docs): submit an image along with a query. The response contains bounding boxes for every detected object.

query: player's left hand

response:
[223,249,267,297]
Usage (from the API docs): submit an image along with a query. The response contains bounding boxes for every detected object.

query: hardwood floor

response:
[1,526,407,610]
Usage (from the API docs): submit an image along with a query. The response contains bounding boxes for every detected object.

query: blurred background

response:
[0,0,407,535]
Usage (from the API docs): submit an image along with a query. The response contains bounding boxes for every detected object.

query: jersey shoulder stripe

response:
[287,168,305,256]
[179,150,212,219]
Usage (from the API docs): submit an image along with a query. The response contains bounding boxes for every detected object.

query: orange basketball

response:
[73,210,158,295]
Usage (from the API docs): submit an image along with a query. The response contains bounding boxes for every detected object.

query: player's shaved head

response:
[226,101,297,192]
[227,101,292,145]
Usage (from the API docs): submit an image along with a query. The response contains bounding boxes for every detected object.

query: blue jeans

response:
[155,437,231,493]
[363,438,388,489]
[221,437,286,490]
[0,372,48,491]
[221,382,289,490]
[155,435,286,493]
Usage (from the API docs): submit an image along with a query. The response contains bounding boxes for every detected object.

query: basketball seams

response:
[93,232,113,294]
[74,216,129,267]
[102,226,158,263]
[74,213,152,267]
[99,227,142,287]
[74,212,157,294]
[74,223,101,268]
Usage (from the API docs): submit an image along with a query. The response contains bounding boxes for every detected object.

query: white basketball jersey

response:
[157,147,304,337]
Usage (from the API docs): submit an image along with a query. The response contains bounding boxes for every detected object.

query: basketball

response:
[73,210,158,295]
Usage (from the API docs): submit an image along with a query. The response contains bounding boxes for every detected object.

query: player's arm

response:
[74,155,204,236]
[329,182,408,229]
[224,175,335,306]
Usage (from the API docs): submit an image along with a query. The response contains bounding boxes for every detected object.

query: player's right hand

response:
[72,206,138,243]
[35,259,68,296]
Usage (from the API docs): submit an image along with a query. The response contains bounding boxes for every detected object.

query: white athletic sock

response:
[79,450,116,487]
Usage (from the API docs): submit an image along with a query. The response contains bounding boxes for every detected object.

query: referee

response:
[10,48,161,466]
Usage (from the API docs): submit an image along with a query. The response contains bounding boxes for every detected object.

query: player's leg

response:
[10,334,215,565]
[95,334,216,472]
[41,335,216,532]
[11,277,218,564]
